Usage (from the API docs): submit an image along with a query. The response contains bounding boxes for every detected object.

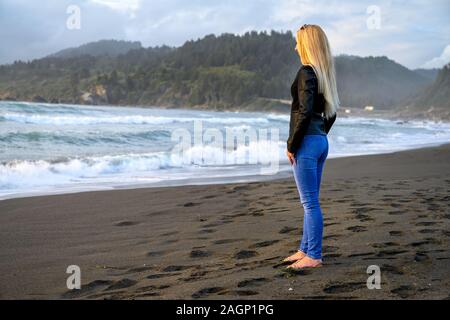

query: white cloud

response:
[0,0,449,68]
[89,0,141,17]
[421,45,450,69]
[270,0,360,24]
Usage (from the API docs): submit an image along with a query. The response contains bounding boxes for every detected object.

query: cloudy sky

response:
[1,0,449,69]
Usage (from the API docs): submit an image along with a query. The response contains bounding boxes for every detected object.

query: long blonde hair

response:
[295,24,339,118]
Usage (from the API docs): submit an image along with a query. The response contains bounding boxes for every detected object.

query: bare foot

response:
[287,256,322,269]
[282,250,306,263]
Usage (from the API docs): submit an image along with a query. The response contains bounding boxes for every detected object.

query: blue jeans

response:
[291,135,329,260]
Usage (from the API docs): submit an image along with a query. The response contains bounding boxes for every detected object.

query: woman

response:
[283,24,339,270]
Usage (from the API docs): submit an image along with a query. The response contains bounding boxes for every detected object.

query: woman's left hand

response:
[286,150,296,165]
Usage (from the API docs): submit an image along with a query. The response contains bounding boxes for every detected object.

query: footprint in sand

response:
[409,240,430,247]
[190,249,211,258]
[388,210,406,215]
[376,249,408,257]
[391,285,415,298]
[418,229,438,234]
[347,225,367,233]
[104,279,137,291]
[161,231,179,236]
[279,226,297,234]
[213,239,242,245]
[182,202,200,207]
[372,242,400,249]
[202,222,222,228]
[182,270,209,282]
[135,284,169,292]
[146,273,180,279]
[280,268,313,277]
[114,220,140,227]
[199,228,217,234]
[147,250,168,257]
[127,266,155,273]
[323,234,342,240]
[355,214,375,222]
[414,252,430,262]
[226,290,259,296]
[323,281,365,294]
[192,287,227,299]
[249,208,264,216]
[324,222,340,227]
[415,221,439,226]
[162,265,193,272]
[249,240,280,248]
[61,280,113,298]
[162,239,179,244]
[353,207,377,214]
[323,253,342,259]
[237,277,270,288]
[381,264,404,275]
[134,292,161,298]
[348,252,375,258]
[234,250,257,259]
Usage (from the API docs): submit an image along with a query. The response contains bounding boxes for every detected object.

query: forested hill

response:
[412,68,439,81]
[49,40,143,59]
[0,31,434,111]
[415,63,450,109]
[395,63,450,120]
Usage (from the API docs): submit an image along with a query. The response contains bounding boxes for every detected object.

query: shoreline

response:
[2,140,450,202]
[0,142,449,299]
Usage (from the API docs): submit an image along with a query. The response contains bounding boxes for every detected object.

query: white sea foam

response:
[0,153,172,188]
[0,139,284,190]
[1,113,270,125]
[2,100,450,200]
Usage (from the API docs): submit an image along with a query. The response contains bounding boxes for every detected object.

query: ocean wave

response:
[338,116,450,131]
[0,153,175,189]
[267,114,290,122]
[0,140,283,189]
[0,113,271,126]
[0,130,172,145]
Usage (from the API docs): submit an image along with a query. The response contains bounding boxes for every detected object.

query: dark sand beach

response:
[1,143,449,300]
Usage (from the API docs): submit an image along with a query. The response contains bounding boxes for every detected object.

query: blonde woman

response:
[283,24,339,270]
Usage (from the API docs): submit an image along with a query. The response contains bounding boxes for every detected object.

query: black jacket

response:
[287,65,337,153]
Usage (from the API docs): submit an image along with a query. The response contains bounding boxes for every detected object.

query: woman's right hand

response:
[287,149,296,165]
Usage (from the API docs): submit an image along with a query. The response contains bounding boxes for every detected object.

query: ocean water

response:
[1,101,450,200]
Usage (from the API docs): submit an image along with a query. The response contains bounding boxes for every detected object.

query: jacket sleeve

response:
[324,112,337,134]
[286,67,316,153]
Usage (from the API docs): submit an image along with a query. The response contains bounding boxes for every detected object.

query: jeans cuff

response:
[306,254,322,260]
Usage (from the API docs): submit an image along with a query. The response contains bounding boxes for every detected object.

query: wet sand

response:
[0,143,449,299]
